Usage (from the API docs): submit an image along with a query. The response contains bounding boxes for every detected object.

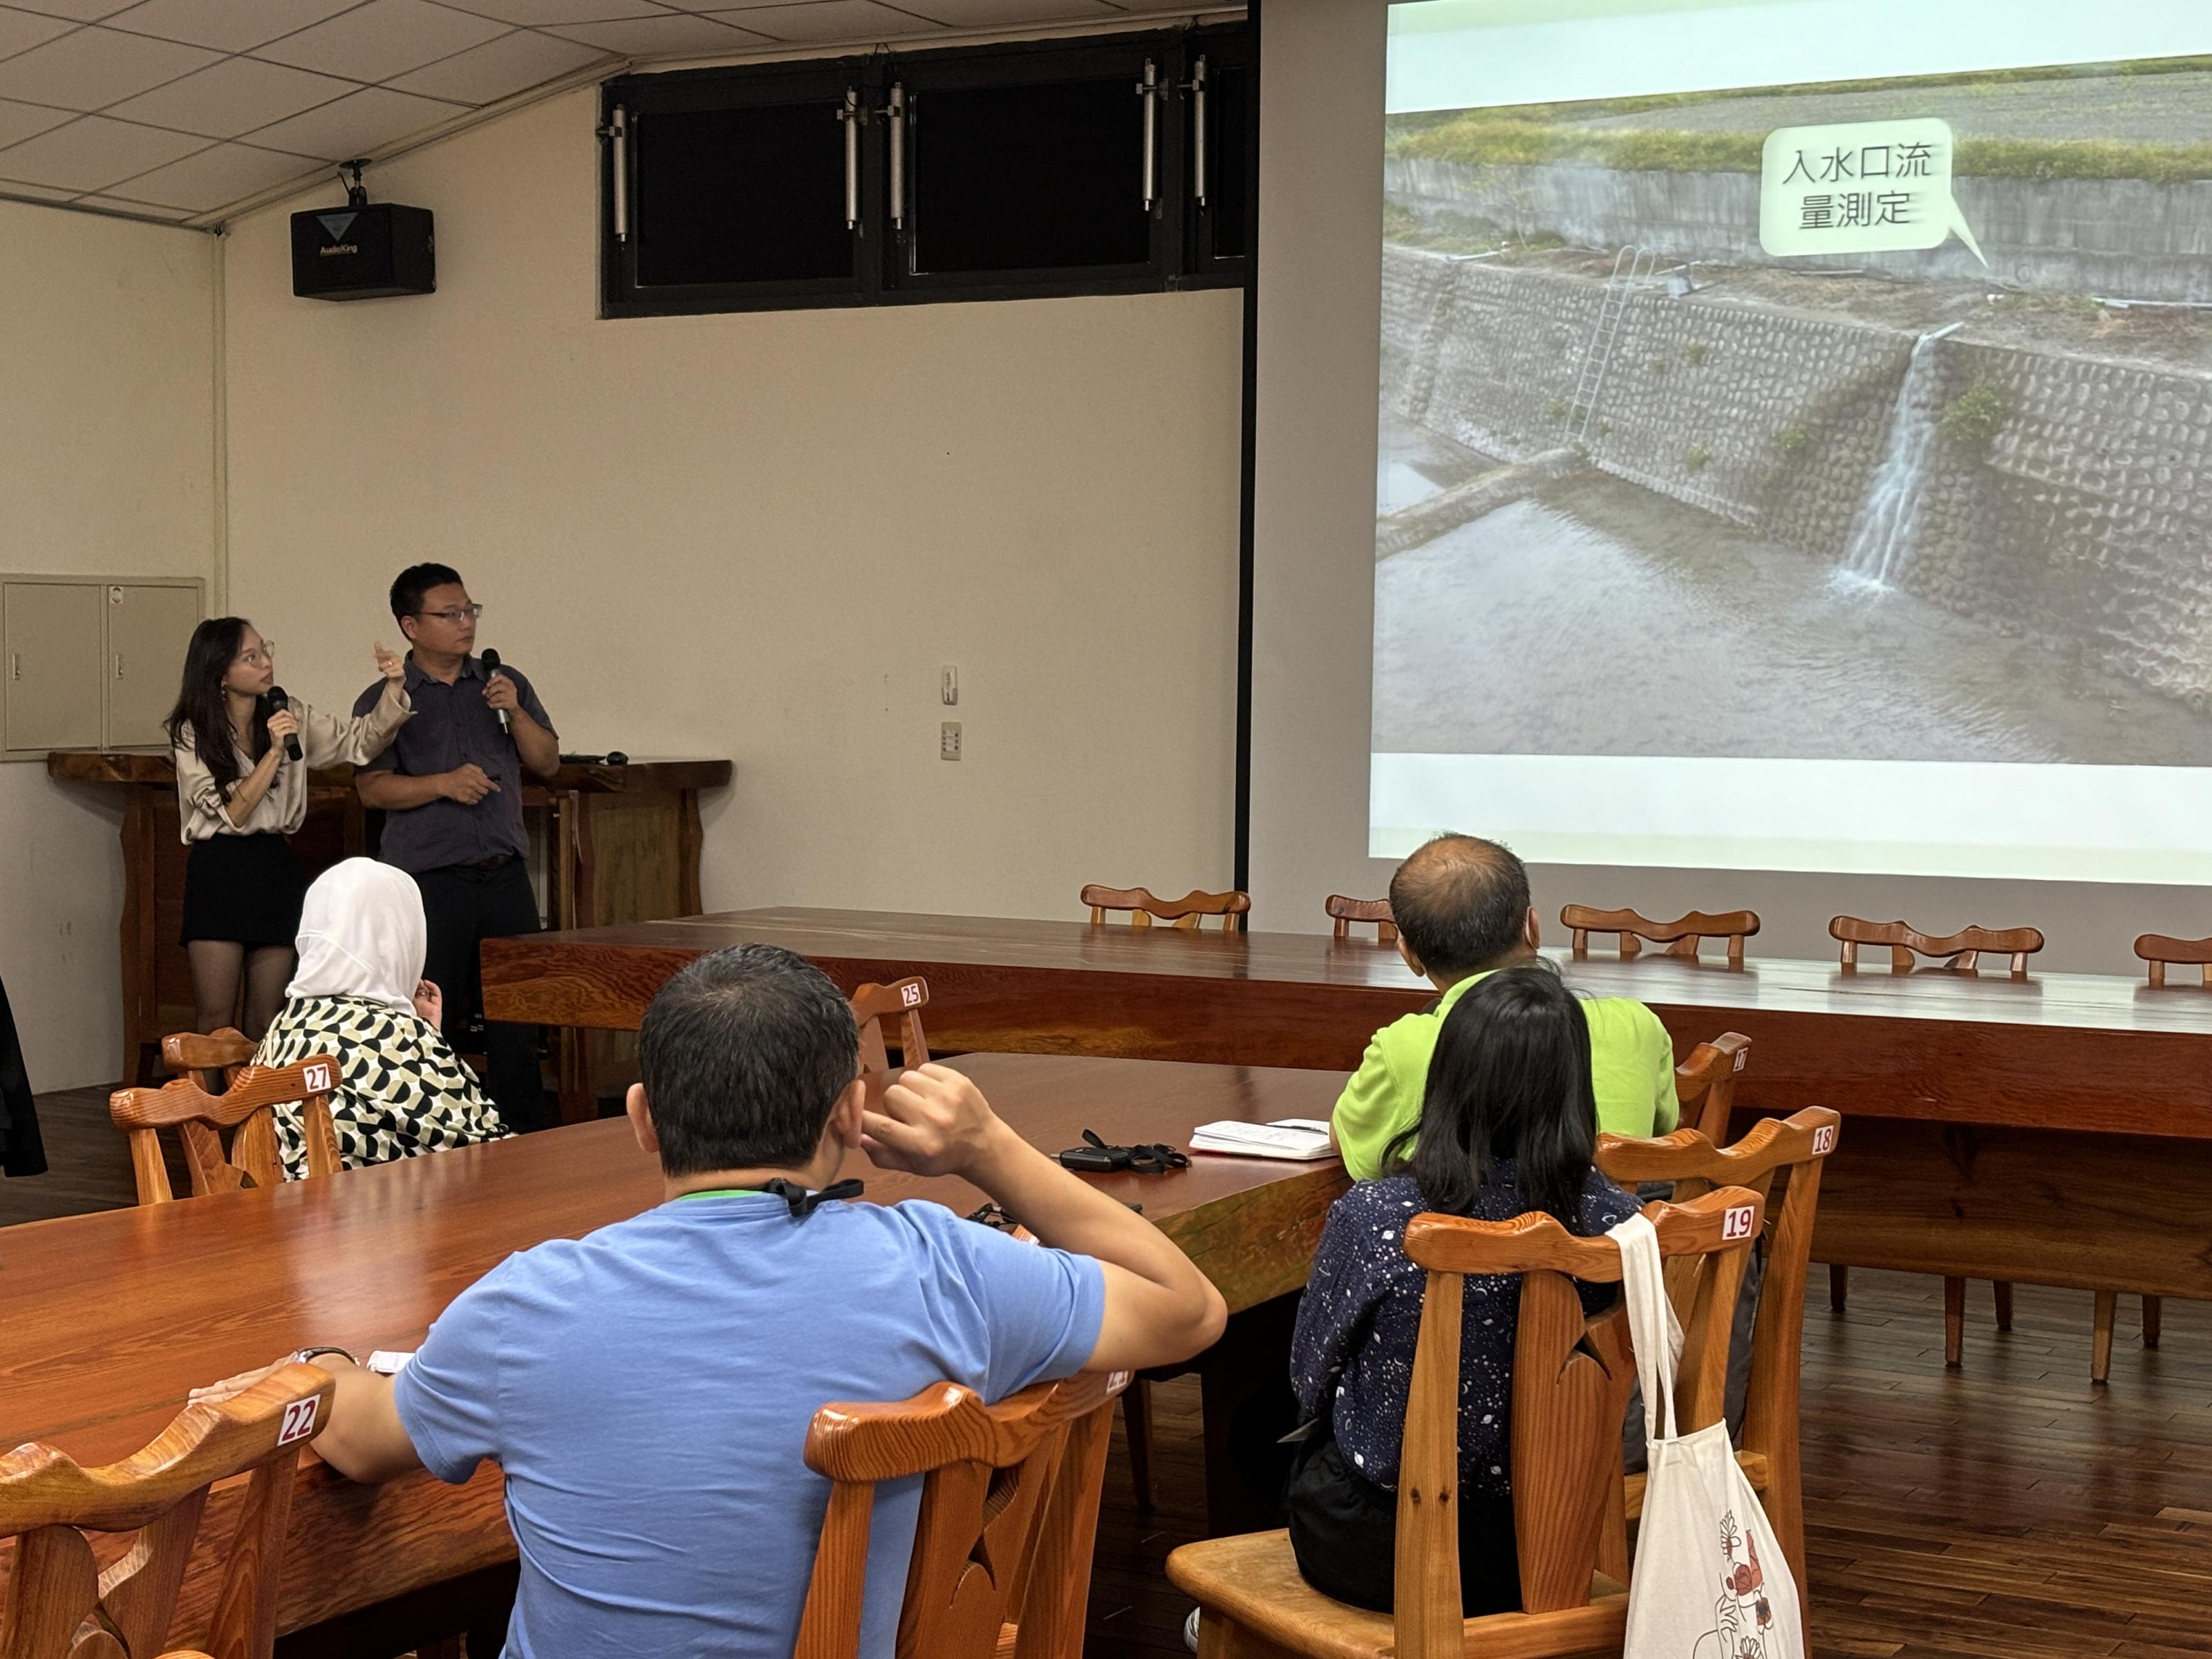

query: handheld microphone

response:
[267,686,303,762]
[480,648,511,736]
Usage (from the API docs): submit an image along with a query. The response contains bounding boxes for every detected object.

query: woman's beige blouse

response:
[174,679,412,842]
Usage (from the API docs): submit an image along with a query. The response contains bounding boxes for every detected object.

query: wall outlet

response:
[940,721,962,760]
[941,665,958,706]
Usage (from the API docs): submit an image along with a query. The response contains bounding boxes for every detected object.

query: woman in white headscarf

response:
[254,859,510,1177]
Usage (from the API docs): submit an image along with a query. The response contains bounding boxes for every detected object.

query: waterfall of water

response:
[1841,324,1960,590]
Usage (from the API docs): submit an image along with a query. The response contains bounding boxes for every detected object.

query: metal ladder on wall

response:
[1567,246,1654,443]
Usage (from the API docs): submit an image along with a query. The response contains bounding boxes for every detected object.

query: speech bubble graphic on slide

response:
[1759,118,1985,266]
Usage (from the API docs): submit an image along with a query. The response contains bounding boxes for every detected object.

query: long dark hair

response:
[1384,962,1600,1229]
[164,617,268,798]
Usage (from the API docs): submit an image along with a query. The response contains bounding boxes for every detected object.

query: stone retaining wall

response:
[1382,243,2212,704]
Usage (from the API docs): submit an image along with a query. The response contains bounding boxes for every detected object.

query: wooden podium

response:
[48,751,731,1120]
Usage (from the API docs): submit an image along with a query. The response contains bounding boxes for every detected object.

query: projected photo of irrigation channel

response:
[1374,57,2212,765]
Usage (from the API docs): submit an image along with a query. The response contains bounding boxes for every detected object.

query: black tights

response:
[186,941,294,1040]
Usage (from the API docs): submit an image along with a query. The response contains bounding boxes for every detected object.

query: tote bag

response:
[1612,1210,1805,1659]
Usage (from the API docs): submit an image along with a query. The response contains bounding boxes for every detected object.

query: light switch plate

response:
[941,721,962,760]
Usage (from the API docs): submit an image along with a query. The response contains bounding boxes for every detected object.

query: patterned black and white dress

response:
[255,994,512,1177]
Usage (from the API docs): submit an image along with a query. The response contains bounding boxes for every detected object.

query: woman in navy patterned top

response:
[1284,962,1640,1615]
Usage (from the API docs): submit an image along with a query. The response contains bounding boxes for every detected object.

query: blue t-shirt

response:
[393,1193,1105,1659]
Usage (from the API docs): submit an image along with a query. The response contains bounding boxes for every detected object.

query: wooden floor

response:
[11,1089,2209,1658]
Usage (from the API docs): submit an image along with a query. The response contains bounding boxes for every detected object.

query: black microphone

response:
[480,648,510,736]
[267,686,303,762]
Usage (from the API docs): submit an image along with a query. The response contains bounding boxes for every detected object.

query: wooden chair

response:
[2136,933,2212,988]
[1597,1105,1840,1644]
[162,1028,256,1092]
[1324,896,1396,944]
[109,1057,343,1206]
[1674,1031,1750,1141]
[1168,1186,1763,1659]
[793,1368,1126,1659]
[1828,915,2043,977]
[1080,885,1250,932]
[1563,905,1761,968]
[0,1361,335,1659]
[850,977,930,1072]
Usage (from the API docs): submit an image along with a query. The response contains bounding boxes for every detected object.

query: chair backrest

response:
[1829,915,2043,976]
[161,1027,256,1094]
[850,977,930,1073]
[1595,1108,1840,1647]
[1079,885,1250,932]
[0,1362,335,1659]
[794,1369,1125,1659]
[109,1057,344,1205]
[2135,933,2212,988]
[1390,1187,1764,1657]
[1562,904,1761,968]
[1674,1032,1751,1141]
[1324,894,1397,944]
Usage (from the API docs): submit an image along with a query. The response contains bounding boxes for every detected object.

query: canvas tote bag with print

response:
[1611,1210,1804,1659]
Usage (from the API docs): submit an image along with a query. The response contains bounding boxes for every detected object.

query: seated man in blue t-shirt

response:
[191,944,1228,1658]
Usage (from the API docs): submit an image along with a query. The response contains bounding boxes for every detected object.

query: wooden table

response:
[0,1051,1344,1649]
[482,908,2212,1303]
[46,751,730,1101]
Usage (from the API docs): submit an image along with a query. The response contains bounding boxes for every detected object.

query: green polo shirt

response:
[1331,970,1679,1181]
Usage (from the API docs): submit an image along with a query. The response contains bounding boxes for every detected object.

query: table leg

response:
[1196,1291,1302,1539]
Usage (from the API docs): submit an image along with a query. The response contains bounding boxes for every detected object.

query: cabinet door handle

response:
[115,653,125,679]
[9,653,19,681]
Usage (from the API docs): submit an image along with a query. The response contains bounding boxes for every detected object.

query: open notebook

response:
[1187,1118,1338,1161]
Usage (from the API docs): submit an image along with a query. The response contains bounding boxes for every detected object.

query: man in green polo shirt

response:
[1332,834,1678,1181]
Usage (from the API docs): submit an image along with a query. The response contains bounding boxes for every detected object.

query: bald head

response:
[1388,834,1534,981]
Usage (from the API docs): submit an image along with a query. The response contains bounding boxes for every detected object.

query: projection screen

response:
[1368,1,2212,885]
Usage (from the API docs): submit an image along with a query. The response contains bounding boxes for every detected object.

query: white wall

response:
[221,89,1244,924]
[1247,0,2211,972]
[0,200,217,1091]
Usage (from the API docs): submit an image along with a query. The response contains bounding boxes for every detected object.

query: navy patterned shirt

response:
[1289,1163,1640,1495]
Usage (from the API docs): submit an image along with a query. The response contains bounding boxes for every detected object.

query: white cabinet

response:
[1,575,203,758]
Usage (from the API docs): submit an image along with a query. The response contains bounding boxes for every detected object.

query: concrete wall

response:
[223,90,1245,938]
[1382,243,2212,710]
[0,200,218,1092]
[1387,157,2212,303]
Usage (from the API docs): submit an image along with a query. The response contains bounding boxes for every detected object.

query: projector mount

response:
[337,159,370,209]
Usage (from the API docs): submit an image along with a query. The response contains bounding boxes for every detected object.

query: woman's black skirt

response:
[180,832,306,948]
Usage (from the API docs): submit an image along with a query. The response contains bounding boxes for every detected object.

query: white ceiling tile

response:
[386,26,605,102]
[0,92,68,142]
[0,178,75,198]
[102,136,319,206]
[241,82,462,157]
[881,0,1113,22]
[0,113,203,189]
[5,0,132,20]
[0,26,219,109]
[550,11,767,52]
[704,1,936,41]
[77,191,195,216]
[0,7,79,54]
[107,55,353,136]
[432,0,669,22]
[100,0,364,53]
[252,0,506,81]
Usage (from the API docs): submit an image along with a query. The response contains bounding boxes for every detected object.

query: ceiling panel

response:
[0,24,221,109]
[252,0,508,81]
[243,82,465,158]
[433,0,674,23]
[0,93,73,144]
[100,0,366,53]
[550,11,771,52]
[102,134,319,205]
[706,1,938,43]
[3,0,134,21]
[386,25,603,102]
[106,53,353,136]
[0,112,203,190]
[75,189,191,213]
[0,8,79,55]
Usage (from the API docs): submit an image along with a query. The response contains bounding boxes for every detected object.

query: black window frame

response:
[599,24,1252,319]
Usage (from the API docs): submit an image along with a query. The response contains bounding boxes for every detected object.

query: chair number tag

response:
[1732,1049,1747,1071]
[278,1398,319,1445]
[1811,1125,1837,1156]
[900,983,923,1007]
[1723,1204,1757,1241]
[301,1062,332,1093]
